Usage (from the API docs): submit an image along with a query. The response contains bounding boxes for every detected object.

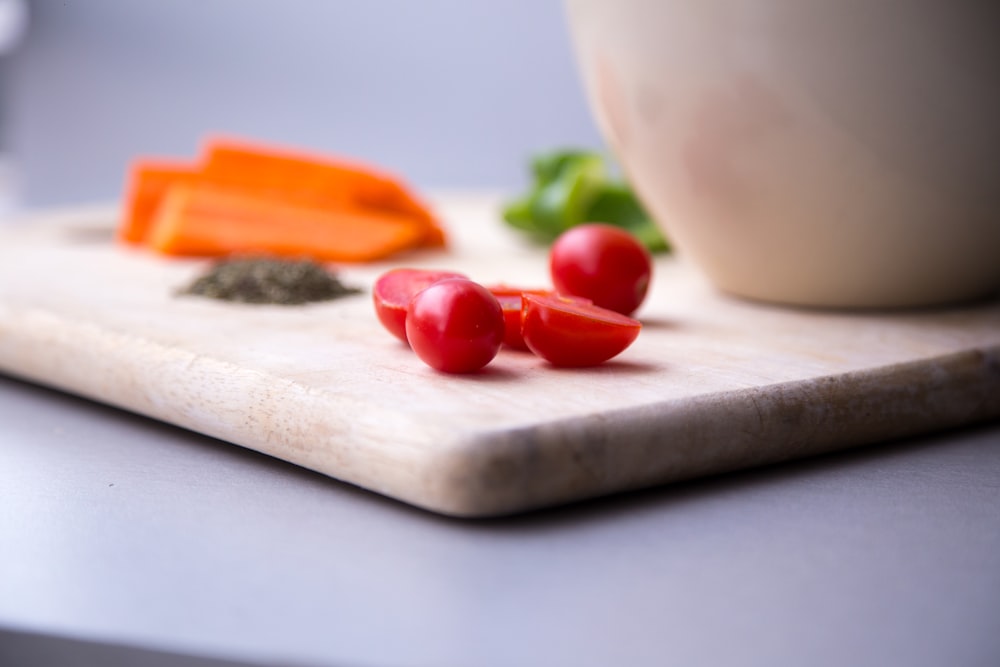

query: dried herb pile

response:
[181,257,361,305]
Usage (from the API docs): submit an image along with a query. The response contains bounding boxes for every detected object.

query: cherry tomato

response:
[521,293,641,367]
[373,268,467,343]
[549,223,652,315]
[487,285,594,351]
[486,286,561,351]
[405,279,505,373]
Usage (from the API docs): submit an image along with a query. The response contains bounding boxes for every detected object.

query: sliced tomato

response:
[373,268,467,343]
[487,285,594,351]
[486,285,557,351]
[521,293,641,367]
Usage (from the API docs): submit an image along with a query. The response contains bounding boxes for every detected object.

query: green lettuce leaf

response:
[502,149,669,253]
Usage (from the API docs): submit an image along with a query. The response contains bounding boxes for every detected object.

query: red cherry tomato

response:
[487,285,594,351]
[405,279,505,373]
[373,268,467,343]
[486,286,561,351]
[549,223,652,316]
[521,293,641,367]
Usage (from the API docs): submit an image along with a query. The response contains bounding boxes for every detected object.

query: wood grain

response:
[1,196,998,516]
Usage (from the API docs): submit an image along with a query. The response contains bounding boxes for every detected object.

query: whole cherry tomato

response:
[373,268,467,343]
[405,278,505,373]
[521,293,641,367]
[549,223,652,315]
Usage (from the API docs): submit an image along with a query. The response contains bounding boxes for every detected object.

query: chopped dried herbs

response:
[180,257,362,305]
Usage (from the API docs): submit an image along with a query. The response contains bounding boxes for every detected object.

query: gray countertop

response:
[2,373,999,667]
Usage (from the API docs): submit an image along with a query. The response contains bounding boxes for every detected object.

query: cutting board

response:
[1,195,998,516]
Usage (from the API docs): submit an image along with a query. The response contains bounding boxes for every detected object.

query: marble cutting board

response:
[1,195,998,516]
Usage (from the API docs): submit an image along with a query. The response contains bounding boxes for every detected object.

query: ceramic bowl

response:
[564,0,1000,308]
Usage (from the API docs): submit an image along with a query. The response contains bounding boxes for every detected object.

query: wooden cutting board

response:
[1,195,998,516]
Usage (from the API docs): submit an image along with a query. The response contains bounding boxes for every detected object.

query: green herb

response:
[180,257,362,305]
[502,149,669,253]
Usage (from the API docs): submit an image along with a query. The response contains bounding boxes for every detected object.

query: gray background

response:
[0,0,601,208]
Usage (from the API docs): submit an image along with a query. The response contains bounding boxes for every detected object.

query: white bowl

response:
[565,0,1000,308]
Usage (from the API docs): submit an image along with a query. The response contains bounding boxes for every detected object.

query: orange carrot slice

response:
[200,137,446,247]
[120,138,447,261]
[119,160,200,244]
[146,184,428,263]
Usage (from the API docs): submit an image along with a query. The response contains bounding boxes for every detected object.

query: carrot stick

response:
[146,184,428,263]
[200,137,446,246]
[119,160,200,244]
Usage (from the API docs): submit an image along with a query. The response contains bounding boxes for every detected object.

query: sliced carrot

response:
[120,138,446,261]
[420,223,447,248]
[146,184,428,263]
[200,137,446,246]
[119,160,200,244]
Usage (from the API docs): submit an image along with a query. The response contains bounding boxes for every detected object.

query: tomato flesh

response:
[405,278,505,373]
[550,223,652,316]
[373,268,467,343]
[521,293,641,367]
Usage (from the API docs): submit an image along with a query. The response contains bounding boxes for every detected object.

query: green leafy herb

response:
[502,149,669,253]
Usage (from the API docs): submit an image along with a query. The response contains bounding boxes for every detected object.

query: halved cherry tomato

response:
[486,285,556,351]
[550,223,652,316]
[405,278,505,373]
[373,268,467,343]
[487,285,594,351]
[521,293,641,367]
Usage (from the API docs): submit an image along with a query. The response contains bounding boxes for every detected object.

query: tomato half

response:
[373,268,467,343]
[487,285,594,351]
[486,285,558,351]
[549,223,652,315]
[405,278,505,373]
[521,293,641,367]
